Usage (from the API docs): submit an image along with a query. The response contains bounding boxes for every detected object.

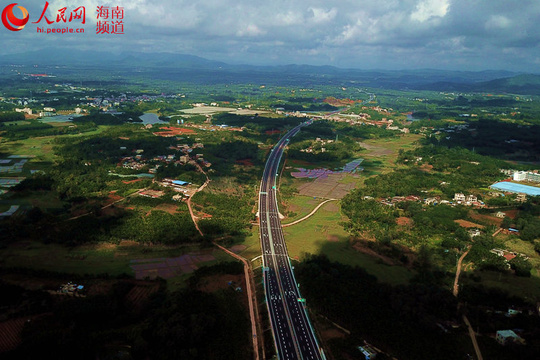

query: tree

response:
[509,256,533,277]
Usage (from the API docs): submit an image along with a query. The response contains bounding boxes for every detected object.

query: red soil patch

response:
[154,127,196,137]
[122,179,143,184]
[265,130,282,135]
[327,235,340,242]
[119,240,139,246]
[125,282,160,312]
[503,209,519,219]
[454,219,485,229]
[0,318,26,352]
[419,164,434,172]
[323,97,360,107]
[236,158,254,166]
[229,245,247,253]
[469,212,502,226]
[396,217,413,227]
[0,314,50,353]
[106,192,122,204]
[154,203,181,215]
[320,328,347,340]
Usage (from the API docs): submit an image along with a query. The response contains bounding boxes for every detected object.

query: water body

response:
[139,113,168,125]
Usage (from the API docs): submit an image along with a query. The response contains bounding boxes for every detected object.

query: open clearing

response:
[180,106,271,116]
[296,173,359,199]
[358,134,421,174]
[280,201,413,285]
[0,241,229,278]
[454,219,485,229]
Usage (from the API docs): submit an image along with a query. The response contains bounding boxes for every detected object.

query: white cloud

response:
[411,0,450,22]
[485,15,511,30]
[308,7,337,24]
[236,24,266,37]
[2,0,540,72]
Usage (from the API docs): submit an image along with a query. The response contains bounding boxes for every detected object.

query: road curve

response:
[259,120,325,360]
[282,199,337,228]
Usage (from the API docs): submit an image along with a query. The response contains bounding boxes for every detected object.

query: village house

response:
[496,330,525,346]
[454,193,466,203]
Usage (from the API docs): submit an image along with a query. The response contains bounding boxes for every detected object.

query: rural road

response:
[453,246,483,360]
[282,199,337,228]
[187,164,262,360]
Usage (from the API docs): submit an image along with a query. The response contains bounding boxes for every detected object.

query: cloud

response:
[1,0,539,72]
[236,24,266,37]
[308,7,337,24]
[485,15,511,30]
[410,0,450,22]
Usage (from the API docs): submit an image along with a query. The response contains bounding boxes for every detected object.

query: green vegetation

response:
[2,68,540,359]
[2,266,250,360]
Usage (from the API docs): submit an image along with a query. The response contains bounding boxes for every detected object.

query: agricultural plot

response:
[130,250,225,280]
[0,317,27,353]
[296,173,359,199]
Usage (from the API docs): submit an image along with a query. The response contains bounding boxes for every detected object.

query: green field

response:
[281,195,320,224]
[0,125,111,163]
[463,270,540,300]
[241,201,413,285]
[0,241,231,278]
[359,134,421,173]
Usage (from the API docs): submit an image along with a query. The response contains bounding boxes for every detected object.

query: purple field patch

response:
[290,159,363,179]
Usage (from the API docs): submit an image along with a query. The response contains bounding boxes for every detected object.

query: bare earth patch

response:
[419,163,434,172]
[198,274,244,293]
[327,235,340,242]
[357,142,394,157]
[353,243,395,266]
[154,203,181,215]
[130,251,216,279]
[229,245,247,253]
[396,217,413,227]
[321,327,347,340]
[469,212,502,226]
[454,219,485,229]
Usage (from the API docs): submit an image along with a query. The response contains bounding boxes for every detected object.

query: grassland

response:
[240,200,413,285]
[0,240,231,279]
[0,125,111,163]
[281,195,320,224]
[358,133,421,174]
[463,270,540,300]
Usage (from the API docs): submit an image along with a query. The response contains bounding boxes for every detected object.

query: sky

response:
[2,0,540,72]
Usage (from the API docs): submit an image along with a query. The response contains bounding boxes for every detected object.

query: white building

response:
[454,193,466,203]
[513,171,540,183]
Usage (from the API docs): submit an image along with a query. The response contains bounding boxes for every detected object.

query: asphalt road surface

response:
[259,120,325,360]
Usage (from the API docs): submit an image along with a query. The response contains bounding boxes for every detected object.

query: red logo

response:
[2,3,29,31]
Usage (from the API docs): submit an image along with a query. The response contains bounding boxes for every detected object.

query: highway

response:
[259,120,325,360]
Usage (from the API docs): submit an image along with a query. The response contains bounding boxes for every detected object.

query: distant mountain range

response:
[2,49,539,94]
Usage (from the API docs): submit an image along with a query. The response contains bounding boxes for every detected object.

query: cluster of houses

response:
[490,248,529,263]
[15,106,86,118]
[375,193,485,208]
[119,141,210,174]
[55,282,86,296]
[453,193,484,207]
[379,195,422,206]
